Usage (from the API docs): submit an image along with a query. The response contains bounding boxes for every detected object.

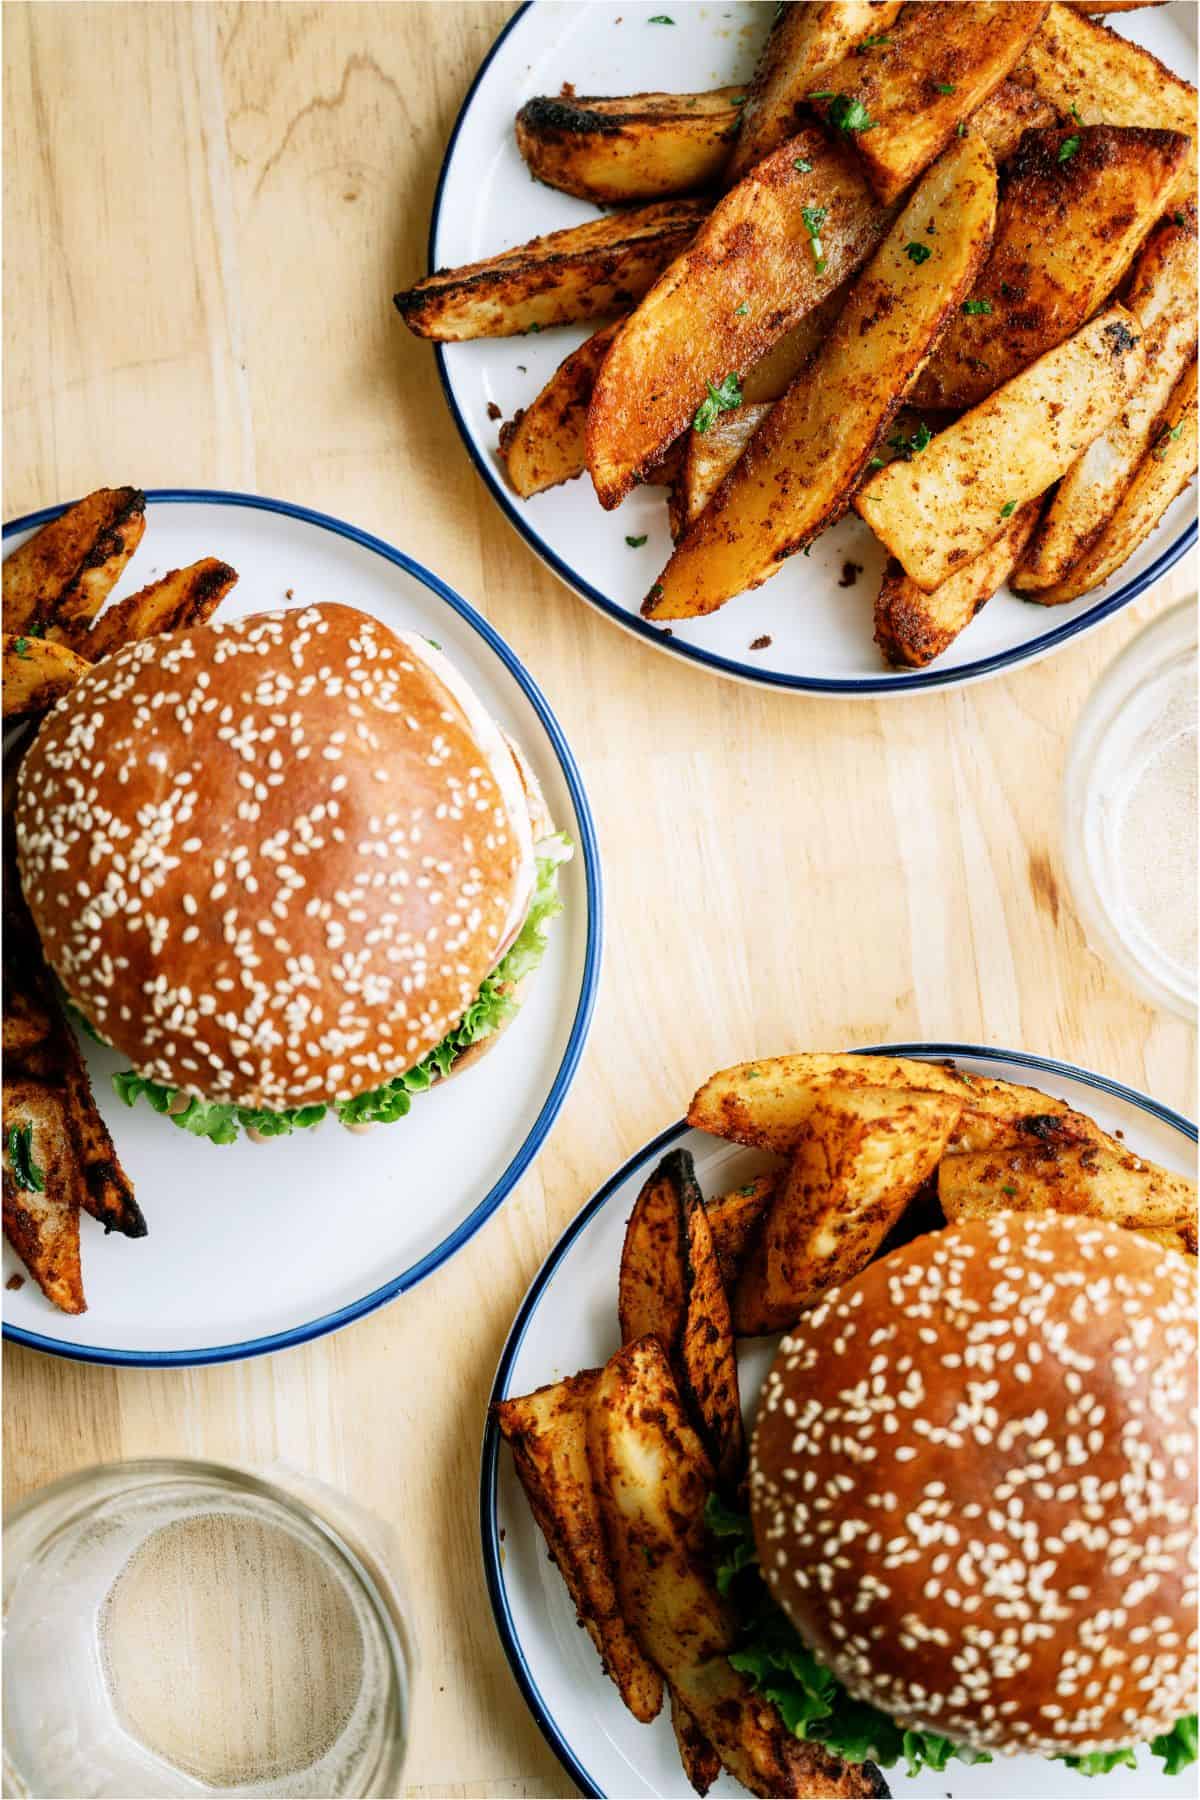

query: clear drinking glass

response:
[1062,600,1197,1022]
[3,1459,411,1799]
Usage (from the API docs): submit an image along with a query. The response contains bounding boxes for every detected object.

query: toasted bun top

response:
[750,1213,1198,1757]
[15,604,535,1109]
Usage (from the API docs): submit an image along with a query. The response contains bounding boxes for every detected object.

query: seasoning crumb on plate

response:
[750,634,772,650]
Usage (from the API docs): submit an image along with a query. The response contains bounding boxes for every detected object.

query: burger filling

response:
[706,1493,1198,1780]
[104,833,572,1146]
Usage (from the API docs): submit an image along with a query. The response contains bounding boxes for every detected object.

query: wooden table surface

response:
[3,5,1195,1796]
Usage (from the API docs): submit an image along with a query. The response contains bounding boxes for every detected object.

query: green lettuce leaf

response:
[112,834,571,1146]
[701,1496,1194,1781]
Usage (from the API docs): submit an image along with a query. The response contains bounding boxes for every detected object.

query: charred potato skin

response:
[84,557,238,660]
[394,200,707,341]
[912,125,1190,412]
[516,89,741,203]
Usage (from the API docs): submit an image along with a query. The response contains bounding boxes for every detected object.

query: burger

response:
[721,1213,1197,1782]
[13,602,571,1145]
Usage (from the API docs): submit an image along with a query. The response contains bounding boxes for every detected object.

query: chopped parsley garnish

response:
[693,372,743,434]
[1154,421,1184,459]
[526,322,541,333]
[735,301,749,315]
[826,93,876,133]
[962,298,993,315]
[856,33,891,50]
[792,158,813,173]
[904,242,932,264]
[731,94,747,105]
[956,119,967,136]
[1000,499,1018,518]
[801,204,828,274]
[13,637,31,658]
[934,81,955,94]
[1173,211,1187,226]
[888,421,933,460]
[625,534,648,547]
[7,1124,45,1193]
[1002,1183,1018,1196]
[807,89,835,100]
[1069,103,1083,124]
[1058,133,1081,163]
[867,456,884,470]
[647,12,674,20]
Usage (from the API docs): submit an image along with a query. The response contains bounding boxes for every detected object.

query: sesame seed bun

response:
[750,1212,1198,1759]
[14,603,548,1112]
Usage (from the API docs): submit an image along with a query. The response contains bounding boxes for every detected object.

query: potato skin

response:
[515,89,740,203]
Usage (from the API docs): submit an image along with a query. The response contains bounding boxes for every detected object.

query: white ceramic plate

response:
[430,2,1198,694]
[481,1044,1198,1799]
[2,491,602,1365]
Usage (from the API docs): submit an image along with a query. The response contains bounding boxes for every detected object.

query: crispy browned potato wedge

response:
[1030,353,1197,603]
[587,127,891,509]
[939,1117,1198,1237]
[515,88,741,203]
[733,1086,962,1333]
[3,487,145,643]
[588,1337,885,1799]
[687,1051,1120,1162]
[2,633,91,722]
[809,3,1047,205]
[3,1080,85,1313]
[4,864,145,1241]
[493,1369,664,1723]
[705,1173,779,1294]
[645,135,997,620]
[394,199,708,342]
[874,499,1041,668]
[966,78,1058,163]
[671,1699,721,1798]
[1014,207,1197,594]
[724,1,905,185]
[500,322,623,498]
[83,558,238,660]
[1020,4,1197,206]
[857,304,1145,591]
[912,126,1188,413]
[618,1149,743,1486]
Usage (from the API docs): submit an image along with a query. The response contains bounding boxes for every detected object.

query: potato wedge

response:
[733,1086,962,1333]
[965,78,1059,164]
[83,558,237,660]
[809,3,1047,205]
[705,1173,778,1292]
[724,1,904,185]
[618,1149,743,1486]
[939,1119,1198,1236]
[2,633,91,722]
[912,126,1189,412]
[394,199,708,341]
[587,127,891,509]
[677,404,772,531]
[857,304,1145,591]
[874,499,1042,668]
[1019,4,1197,207]
[4,865,145,1242]
[588,1337,884,1799]
[740,281,851,405]
[1030,353,1197,603]
[644,134,997,621]
[2,486,145,643]
[515,88,741,203]
[3,1080,85,1314]
[687,1051,1119,1162]
[493,1370,664,1723]
[1070,2,1166,11]
[1014,209,1198,594]
[1129,1222,1197,1258]
[500,322,623,499]
[671,1699,721,1799]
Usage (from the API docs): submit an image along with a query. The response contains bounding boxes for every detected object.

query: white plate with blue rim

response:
[2,490,601,1366]
[481,1042,1198,1798]
[429,1,1198,695]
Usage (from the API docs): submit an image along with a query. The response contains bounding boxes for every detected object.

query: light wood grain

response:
[3,5,1195,1798]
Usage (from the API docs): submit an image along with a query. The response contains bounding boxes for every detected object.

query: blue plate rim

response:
[2,486,604,1368]
[427,1,1198,697]
[479,1041,1197,1800]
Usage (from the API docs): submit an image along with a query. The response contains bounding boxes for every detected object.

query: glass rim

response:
[1062,598,1197,1025]
[3,1456,411,1799]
